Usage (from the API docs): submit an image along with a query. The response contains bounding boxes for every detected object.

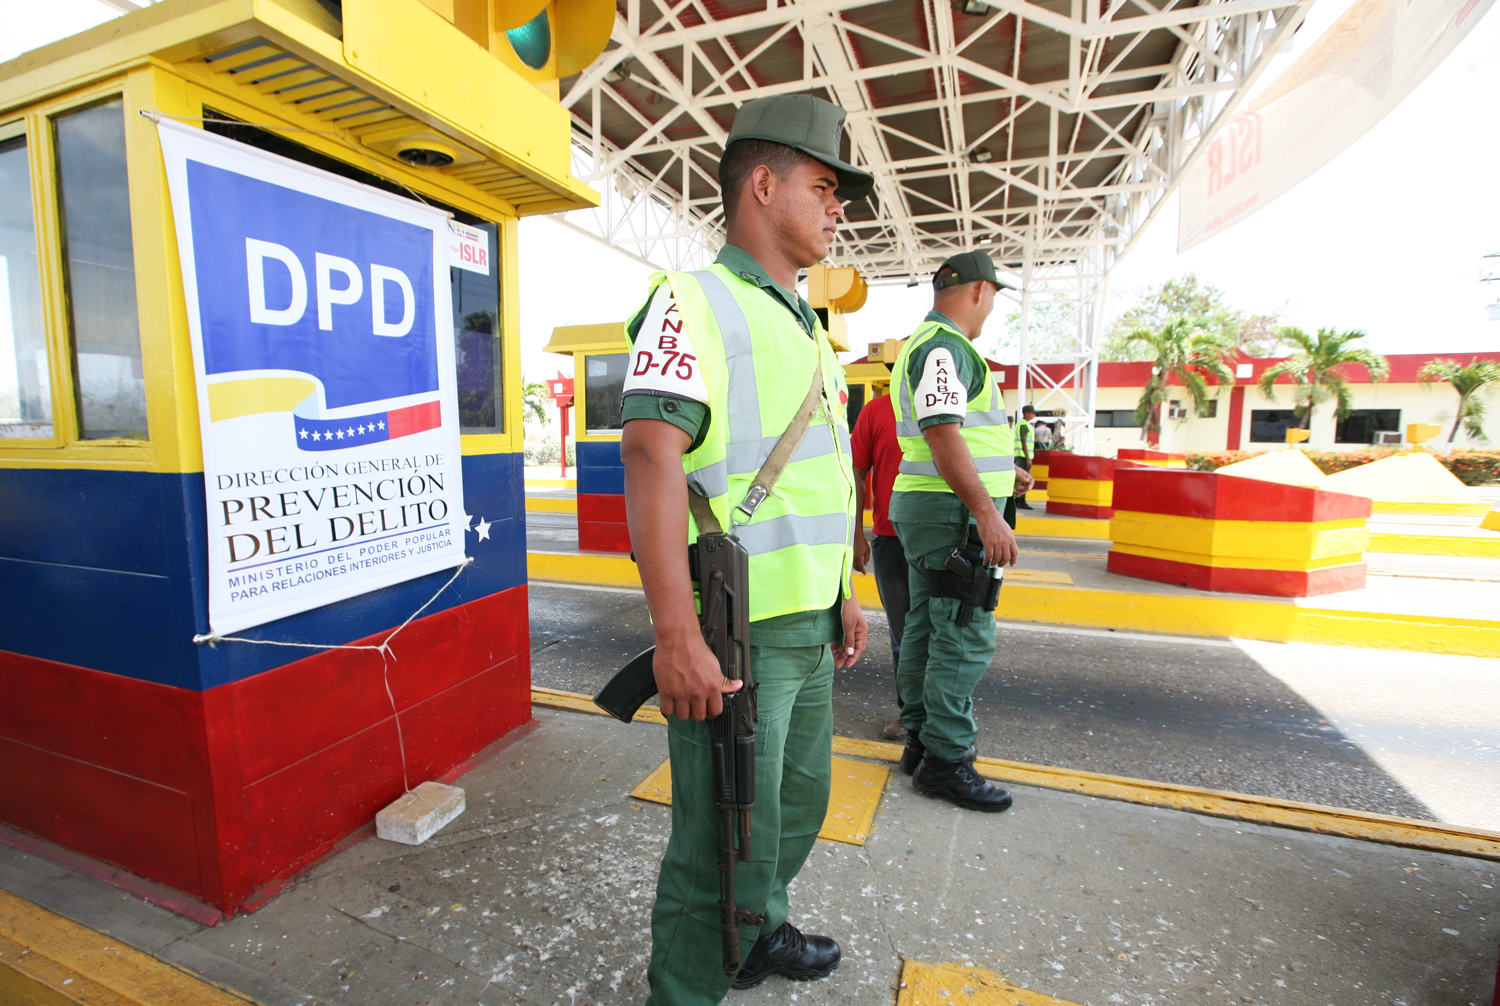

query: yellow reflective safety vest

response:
[891,319,1016,496]
[630,264,855,622]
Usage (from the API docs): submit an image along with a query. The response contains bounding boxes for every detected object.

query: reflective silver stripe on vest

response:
[726,423,839,475]
[898,454,1016,477]
[736,511,852,555]
[686,459,729,499]
[836,422,852,458]
[692,270,762,447]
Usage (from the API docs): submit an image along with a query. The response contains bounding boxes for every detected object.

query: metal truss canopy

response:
[556,0,1316,451]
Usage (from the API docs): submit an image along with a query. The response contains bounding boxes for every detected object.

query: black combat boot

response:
[900,736,976,776]
[730,921,841,989]
[913,752,1013,812]
[898,734,925,775]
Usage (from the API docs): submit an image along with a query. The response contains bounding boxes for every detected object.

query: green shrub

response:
[1182,447,1500,485]
[1439,450,1500,486]
[1184,450,1261,471]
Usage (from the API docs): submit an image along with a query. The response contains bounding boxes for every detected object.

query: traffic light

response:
[451,0,615,96]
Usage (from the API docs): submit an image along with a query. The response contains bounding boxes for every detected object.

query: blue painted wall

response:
[576,439,623,496]
[0,452,525,691]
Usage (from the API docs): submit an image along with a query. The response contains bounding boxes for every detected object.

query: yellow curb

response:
[1370,501,1490,516]
[531,689,1500,862]
[0,890,259,1006]
[525,497,578,513]
[629,756,889,845]
[524,477,576,490]
[1483,508,1500,532]
[1369,531,1500,558]
[525,552,1500,658]
[897,960,1081,1005]
[1015,515,1111,540]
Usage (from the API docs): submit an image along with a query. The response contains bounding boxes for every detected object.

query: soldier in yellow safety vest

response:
[619,94,872,1004]
[889,251,1034,812]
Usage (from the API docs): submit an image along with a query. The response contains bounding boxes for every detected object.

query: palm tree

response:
[1418,357,1500,443]
[1255,327,1389,431]
[1125,315,1237,442]
[522,380,551,426]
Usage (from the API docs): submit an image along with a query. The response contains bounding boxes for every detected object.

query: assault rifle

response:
[593,530,761,975]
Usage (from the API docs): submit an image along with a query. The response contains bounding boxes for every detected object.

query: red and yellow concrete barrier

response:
[1107,467,1372,597]
[1044,454,1144,519]
[1116,447,1187,468]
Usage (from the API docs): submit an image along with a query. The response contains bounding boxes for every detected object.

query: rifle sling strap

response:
[688,358,825,536]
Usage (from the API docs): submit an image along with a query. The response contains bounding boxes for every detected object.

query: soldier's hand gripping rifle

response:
[592,530,761,975]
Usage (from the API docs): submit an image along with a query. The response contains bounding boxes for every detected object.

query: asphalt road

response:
[527,581,1498,824]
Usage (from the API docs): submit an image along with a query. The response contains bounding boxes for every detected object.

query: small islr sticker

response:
[448,220,489,275]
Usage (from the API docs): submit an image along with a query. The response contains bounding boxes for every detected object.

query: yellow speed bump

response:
[630,756,890,845]
[897,960,1081,1006]
[0,890,259,1006]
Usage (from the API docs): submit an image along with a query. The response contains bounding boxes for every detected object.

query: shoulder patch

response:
[622,285,710,404]
[913,347,968,419]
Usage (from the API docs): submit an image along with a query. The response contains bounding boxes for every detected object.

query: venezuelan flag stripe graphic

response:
[294,400,442,451]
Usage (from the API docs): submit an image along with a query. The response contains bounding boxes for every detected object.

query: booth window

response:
[55,100,147,440]
[584,353,626,432]
[0,132,52,438]
[452,221,503,433]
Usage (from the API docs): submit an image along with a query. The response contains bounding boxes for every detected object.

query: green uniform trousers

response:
[645,642,834,1005]
[892,519,997,761]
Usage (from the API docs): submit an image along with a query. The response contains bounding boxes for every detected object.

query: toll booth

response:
[544,323,629,551]
[0,0,607,917]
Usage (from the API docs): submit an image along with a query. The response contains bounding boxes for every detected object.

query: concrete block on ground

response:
[375,782,465,845]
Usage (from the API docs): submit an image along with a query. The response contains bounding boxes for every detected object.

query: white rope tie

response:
[192,559,474,794]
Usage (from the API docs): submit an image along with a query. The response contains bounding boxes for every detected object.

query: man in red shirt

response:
[851,391,909,741]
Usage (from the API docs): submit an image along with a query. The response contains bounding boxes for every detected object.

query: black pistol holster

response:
[926,531,1003,627]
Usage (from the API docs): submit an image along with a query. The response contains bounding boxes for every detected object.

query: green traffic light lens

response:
[507,9,552,70]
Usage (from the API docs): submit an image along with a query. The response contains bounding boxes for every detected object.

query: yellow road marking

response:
[531,689,1500,860]
[0,890,259,1006]
[897,961,1081,1006]
[629,757,889,845]
[526,551,1500,657]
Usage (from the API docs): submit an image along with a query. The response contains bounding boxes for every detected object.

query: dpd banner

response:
[158,119,467,636]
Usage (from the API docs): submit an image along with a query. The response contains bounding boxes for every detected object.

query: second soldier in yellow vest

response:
[889,250,1034,811]
[619,94,872,1004]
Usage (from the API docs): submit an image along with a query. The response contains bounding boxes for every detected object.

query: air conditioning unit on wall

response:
[1374,431,1402,445]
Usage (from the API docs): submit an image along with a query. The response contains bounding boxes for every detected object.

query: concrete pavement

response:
[3,704,1497,1005]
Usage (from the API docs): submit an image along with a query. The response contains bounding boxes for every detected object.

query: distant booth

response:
[0,0,608,918]
[545,323,629,552]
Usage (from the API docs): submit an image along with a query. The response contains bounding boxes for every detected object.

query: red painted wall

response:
[0,585,531,915]
[1226,385,1245,451]
[578,493,631,552]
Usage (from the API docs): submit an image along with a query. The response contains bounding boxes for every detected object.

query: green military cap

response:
[933,250,1012,291]
[726,94,875,201]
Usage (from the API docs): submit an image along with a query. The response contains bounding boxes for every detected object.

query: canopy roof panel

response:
[559,0,1312,282]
